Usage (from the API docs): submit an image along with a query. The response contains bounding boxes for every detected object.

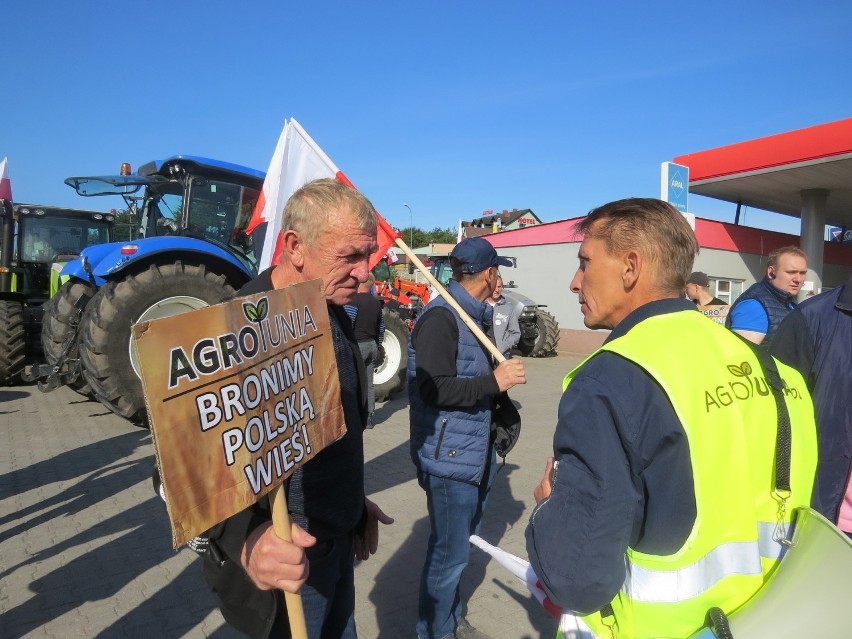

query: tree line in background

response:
[398,226,457,247]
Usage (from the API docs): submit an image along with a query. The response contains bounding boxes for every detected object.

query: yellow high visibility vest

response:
[558,310,817,639]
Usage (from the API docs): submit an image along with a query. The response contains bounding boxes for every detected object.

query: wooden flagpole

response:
[272,485,308,639]
[392,237,506,363]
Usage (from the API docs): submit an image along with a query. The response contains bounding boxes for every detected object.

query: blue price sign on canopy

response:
[829,227,852,243]
[661,162,690,212]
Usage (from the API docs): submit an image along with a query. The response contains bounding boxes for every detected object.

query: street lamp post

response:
[403,203,413,247]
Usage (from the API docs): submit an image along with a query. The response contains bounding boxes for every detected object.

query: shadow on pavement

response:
[366,460,547,638]
[369,516,428,638]
[2,486,234,639]
[371,390,408,425]
[464,461,555,637]
[363,441,415,496]
[0,424,235,638]
[0,388,31,413]
[492,579,559,639]
[0,429,151,504]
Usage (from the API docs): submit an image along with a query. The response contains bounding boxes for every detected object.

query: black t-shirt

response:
[350,292,383,343]
[411,305,499,407]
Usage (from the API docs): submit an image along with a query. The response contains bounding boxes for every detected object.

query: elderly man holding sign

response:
[132,116,401,639]
[184,179,393,638]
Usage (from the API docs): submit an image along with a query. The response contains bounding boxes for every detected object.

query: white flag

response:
[247,119,339,271]
[0,157,12,201]
[469,535,596,637]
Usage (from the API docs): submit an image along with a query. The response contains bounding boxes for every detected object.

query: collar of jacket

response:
[605,298,695,344]
[836,273,852,312]
[446,279,493,326]
[759,276,796,305]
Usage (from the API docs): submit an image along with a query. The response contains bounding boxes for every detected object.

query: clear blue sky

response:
[2,1,850,236]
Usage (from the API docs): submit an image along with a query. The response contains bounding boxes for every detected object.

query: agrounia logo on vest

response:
[704,361,803,412]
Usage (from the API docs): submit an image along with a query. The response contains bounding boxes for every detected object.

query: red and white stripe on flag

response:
[0,157,12,201]
[247,120,338,270]
[248,120,400,272]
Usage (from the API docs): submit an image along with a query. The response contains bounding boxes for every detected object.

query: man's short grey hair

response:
[577,198,699,294]
[282,178,377,245]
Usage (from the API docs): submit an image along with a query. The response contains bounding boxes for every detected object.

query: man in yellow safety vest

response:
[525,198,818,639]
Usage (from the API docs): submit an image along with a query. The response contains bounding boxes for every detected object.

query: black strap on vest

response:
[735,336,792,494]
[695,337,795,637]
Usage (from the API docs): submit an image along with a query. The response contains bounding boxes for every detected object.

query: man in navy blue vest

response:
[726,245,808,349]
[409,237,527,639]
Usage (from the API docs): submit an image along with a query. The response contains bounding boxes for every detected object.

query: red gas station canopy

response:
[674,118,852,228]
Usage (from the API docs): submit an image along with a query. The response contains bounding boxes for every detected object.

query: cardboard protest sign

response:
[698,304,729,325]
[132,279,345,548]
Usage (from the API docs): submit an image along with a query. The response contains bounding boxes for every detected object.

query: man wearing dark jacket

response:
[409,237,526,639]
[203,179,392,639]
[345,274,385,427]
[526,199,817,639]
[771,272,852,537]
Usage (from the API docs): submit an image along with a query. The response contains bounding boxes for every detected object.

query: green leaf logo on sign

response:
[243,297,269,323]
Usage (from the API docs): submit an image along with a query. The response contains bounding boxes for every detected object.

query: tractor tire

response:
[0,300,26,385]
[526,309,560,358]
[79,262,237,425]
[41,279,95,395]
[374,308,409,403]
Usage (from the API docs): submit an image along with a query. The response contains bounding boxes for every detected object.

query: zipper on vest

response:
[435,419,448,459]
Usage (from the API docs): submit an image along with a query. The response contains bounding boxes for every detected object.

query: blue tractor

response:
[30,156,264,424]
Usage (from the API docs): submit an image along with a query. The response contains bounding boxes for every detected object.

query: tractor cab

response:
[65,156,264,273]
[0,201,114,300]
[0,200,114,383]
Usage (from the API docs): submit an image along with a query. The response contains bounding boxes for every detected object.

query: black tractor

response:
[0,199,114,384]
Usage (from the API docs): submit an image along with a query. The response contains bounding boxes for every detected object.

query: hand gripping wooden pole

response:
[392,237,506,364]
[272,484,308,639]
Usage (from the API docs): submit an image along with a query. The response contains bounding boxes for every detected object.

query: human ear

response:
[282,230,303,267]
[622,250,641,288]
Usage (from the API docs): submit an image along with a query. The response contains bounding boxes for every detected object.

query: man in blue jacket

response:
[409,237,527,639]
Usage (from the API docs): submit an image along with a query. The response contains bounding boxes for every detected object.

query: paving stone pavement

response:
[0,353,581,638]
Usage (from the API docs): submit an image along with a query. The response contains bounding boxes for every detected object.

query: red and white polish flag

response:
[247,119,399,271]
[0,157,12,201]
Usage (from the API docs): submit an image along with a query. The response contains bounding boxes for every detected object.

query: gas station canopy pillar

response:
[800,188,828,292]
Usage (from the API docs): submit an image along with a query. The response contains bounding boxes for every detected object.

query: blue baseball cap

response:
[450,237,513,274]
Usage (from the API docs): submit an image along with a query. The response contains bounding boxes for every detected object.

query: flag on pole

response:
[331,170,400,271]
[456,219,464,243]
[0,157,12,201]
[247,119,399,271]
[469,535,597,637]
